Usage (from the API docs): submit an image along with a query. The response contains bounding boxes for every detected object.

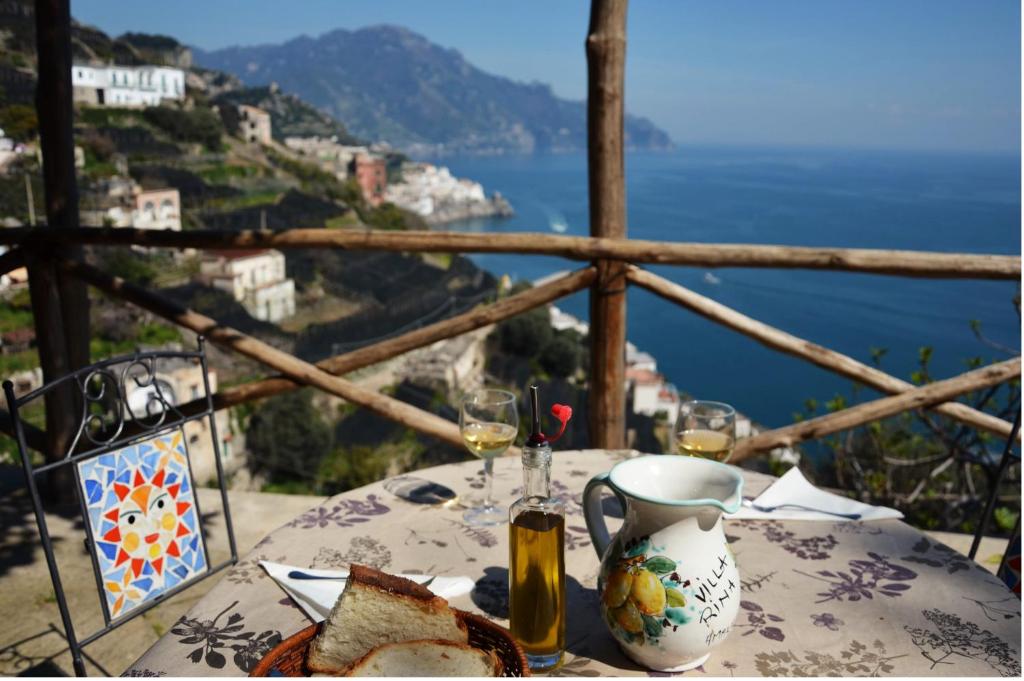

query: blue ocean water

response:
[427,147,1021,434]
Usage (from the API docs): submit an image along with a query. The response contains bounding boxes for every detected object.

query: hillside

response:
[212,85,361,145]
[194,25,672,154]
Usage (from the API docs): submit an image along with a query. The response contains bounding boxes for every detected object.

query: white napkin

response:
[260,561,475,623]
[727,467,903,521]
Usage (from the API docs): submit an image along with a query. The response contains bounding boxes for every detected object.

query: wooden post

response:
[31,0,90,499]
[586,0,629,449]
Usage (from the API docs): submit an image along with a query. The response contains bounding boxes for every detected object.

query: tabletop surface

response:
[127,450,1021,677]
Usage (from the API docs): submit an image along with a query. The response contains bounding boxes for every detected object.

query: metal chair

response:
[968,409,1020,597]
[3,338,238,676]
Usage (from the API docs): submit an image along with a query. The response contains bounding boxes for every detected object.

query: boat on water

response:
[703,272,722,285]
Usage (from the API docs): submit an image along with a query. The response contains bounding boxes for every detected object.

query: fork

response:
[743,500,862,520]
[287,570,436,587]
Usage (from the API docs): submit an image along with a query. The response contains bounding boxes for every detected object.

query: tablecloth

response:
[125,449,1021,677]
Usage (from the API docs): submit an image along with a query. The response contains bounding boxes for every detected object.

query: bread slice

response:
[307,564,469,674]
[341,639,502,677]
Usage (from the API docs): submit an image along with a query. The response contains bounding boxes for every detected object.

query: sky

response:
[72,1,1021,153]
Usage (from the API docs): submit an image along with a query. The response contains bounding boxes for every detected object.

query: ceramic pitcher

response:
[583,455,743,672]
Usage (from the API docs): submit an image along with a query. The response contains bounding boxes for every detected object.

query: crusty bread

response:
[306,564,469,674]
[341,639,502,677]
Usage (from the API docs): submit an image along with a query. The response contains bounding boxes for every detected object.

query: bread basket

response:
[249,610,531,676]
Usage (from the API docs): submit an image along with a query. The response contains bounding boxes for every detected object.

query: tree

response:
[803,333,1020,534]
[496,306,553,357]
[539,330,583,378]
[142,106,224,151]
[246,389,333,483]
[0,104,38,141]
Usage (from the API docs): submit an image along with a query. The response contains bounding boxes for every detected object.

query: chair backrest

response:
[997,515,1021,598]
[3,339,238,676]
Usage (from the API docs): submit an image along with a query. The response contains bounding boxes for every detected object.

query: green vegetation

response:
[317,440,404,494]
[141,106,224,151]
[195,163,262,184]
[0,348,40,376]
[0,298,33,334]
[247,389,333,484]
[206,190,280,212]
[803,337,1020,535]
[493,296,585,380]
[363,202,420,231]
[93,248,197,288]
[539,329,585,379]
[0,104,38,141]
[77,106,146,128]
[497,304,553,357]
[89,323,181,361]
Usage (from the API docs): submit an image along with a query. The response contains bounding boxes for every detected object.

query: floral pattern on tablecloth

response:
[125,450,1020,677]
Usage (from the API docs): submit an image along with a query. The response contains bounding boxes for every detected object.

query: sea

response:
[423,146,1021,443]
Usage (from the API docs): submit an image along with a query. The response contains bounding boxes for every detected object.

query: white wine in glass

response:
[462,421,518,458]
[675,401,736,463]
[676,429,734,462]
[459,389,519,526]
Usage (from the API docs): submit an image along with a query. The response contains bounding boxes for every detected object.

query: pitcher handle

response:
[583,472,627,559]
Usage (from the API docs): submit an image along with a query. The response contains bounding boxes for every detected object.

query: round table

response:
[126,450,1021,677]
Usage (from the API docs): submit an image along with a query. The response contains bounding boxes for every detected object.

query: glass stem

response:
[483,456,495,508]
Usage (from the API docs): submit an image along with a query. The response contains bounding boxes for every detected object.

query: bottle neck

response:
[522,445,552,499]
[524,461,551,499]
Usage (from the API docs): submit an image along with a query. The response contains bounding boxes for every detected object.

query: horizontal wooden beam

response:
[170,266,596,417]
[732,357,1021,461]
[627,266,1019,441]
[4,227,1018,279]
[56,256,466,449]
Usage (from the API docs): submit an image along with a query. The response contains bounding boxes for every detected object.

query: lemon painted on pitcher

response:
[600,535,691,646]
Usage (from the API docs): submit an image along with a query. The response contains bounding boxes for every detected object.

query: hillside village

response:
[0,11,696,493]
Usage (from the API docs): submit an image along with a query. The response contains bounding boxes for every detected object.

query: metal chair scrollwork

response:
[3,338,238,676]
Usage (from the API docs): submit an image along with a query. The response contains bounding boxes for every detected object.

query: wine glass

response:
[674,400,736,462]
[459,388,519,526]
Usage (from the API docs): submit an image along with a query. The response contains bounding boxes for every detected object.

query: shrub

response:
[538,330,582,378]
[0,104,37,141]
[141,106,223,151]
[246,389,333,483]
[497,306,553,358]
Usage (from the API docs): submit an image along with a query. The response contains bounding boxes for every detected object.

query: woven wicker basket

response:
[249,610,530,677]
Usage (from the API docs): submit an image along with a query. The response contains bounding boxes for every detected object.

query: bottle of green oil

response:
[508,385,566,672]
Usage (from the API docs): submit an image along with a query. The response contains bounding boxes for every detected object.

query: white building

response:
[238,105,272,145]
[72,64,185,107]
[384,162,488,219]
[87,182,182,232]
[627,367,681,427]
[626,342,657,373]
[549,305,589,336]
[199,249,296,322]
[133,188,181,231]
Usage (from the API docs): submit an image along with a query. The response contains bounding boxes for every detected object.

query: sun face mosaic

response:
[77,430,208,620]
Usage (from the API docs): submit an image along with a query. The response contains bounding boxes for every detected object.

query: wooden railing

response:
[0,226,1018,462]
[4,0,1020,480]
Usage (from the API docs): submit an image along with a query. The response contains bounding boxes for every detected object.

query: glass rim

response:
[678,399,736,417]
[462,388,517,407]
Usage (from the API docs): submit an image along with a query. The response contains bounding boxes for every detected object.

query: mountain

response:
[194,25,672,154]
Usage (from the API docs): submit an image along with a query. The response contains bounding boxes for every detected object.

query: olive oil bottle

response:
[509,386,566,672]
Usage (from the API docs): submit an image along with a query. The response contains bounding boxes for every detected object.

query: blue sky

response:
[73,1,1021,152]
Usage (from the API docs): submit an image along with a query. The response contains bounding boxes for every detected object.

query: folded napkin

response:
[260,561,475,623]
[727,467,903,521]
